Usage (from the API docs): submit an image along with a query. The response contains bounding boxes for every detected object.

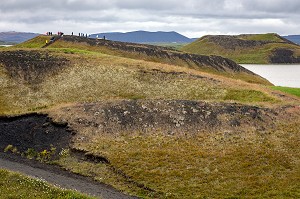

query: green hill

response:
[181,33,300,64]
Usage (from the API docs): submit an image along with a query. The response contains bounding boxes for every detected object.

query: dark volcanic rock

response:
[269,48,300,63]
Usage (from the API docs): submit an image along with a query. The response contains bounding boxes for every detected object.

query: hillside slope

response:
[1,35,300,198]
[181,33,300,64]
[51,35,272,85]
[0,35,290,115]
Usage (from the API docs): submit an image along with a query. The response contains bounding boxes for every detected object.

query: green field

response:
[272,86,300,97]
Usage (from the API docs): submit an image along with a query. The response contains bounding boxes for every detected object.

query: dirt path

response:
[0,153,138,199]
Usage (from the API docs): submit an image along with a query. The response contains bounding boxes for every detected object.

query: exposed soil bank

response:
[0,113,72,155]
[0,113,138,199]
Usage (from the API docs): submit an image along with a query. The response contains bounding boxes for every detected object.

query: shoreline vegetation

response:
[272,86,300,97]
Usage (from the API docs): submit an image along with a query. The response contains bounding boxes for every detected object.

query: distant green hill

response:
[181,33,300,64]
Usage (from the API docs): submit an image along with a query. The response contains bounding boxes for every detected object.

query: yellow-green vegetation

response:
[181,33,300,64]
[68,123,300,199]
[242,33,284,42]
[0,46,279,115]
[0,169,95,199]
[272,86,300,97]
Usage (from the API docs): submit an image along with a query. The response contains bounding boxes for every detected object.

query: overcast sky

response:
[0,0,299,38]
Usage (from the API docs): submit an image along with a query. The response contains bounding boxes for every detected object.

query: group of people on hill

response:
[45,32,64,36]
[78,33,89,38]
[45,31,107,41]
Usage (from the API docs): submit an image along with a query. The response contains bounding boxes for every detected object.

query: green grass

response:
[0,169,95,199]
[272,86,300,97]
[240,33,283,42]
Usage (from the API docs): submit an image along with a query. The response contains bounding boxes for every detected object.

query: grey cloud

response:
[241,0,300,13]
[0,0,300,37]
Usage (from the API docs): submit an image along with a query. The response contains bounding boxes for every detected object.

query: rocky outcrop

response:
[269,48,300,63]
[203,35,267,50]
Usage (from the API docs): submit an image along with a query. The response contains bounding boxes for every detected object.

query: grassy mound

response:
[181,33,300,64]
[50,102,300,199]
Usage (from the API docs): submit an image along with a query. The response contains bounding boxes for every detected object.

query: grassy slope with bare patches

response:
[0,42,286,115]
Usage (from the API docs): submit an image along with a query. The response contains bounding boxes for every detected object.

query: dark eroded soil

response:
[0,50,69,84]
[0,113,71,154]
[50,100,278,136]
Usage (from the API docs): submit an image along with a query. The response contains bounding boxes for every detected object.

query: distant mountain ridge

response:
[90,31,192,43]
[0,31,40,44]
[283,35,300,44]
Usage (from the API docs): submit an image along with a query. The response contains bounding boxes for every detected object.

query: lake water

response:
[0,45,13,47]
[241,64,300,88]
